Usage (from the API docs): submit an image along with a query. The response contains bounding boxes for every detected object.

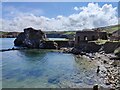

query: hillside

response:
[101,24,120,33]
[1,24,120,38]
[0,31,20,38]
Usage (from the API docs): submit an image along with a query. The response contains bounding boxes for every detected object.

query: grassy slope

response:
[45,31,76,35]
[0,31,8,34]
[1,24,120,36]
[102,24,120,33]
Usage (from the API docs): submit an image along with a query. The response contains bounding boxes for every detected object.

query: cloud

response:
[2,3,118,32]
[74,6,79,11]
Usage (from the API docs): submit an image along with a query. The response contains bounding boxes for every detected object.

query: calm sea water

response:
[1,38,107,88]
[48,38,68,41]
[0,38,16,50]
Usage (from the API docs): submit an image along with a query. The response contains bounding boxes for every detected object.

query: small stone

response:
[93,85,98,90]
[103,60,107,64]
[105,81,111,85]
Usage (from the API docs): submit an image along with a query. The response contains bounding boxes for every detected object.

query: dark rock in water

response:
[14,27,58,49]
[14,27,46,48]
[14,32,26,46]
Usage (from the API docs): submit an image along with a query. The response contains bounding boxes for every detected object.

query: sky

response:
[1,2,119,32]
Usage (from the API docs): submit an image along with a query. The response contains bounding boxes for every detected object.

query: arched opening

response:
[84,36,88,41]
[77,36,80,43]
[92,35,95,40]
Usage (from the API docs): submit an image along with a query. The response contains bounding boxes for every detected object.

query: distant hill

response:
[100,24,120,33]
[0,31,20,38]
[1,24,120,38]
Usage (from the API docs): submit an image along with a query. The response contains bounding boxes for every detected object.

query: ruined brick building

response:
[75,30,107,45]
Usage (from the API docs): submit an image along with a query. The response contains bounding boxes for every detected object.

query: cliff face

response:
[14,27,47,48]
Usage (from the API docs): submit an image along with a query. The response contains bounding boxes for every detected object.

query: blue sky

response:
[2,2,118,19]
[1,2,119,32]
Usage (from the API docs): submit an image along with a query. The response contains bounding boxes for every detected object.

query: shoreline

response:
[75,52,120,90]
[1,47,120,89]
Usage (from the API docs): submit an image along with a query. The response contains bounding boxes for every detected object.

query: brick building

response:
[75,30,107,45]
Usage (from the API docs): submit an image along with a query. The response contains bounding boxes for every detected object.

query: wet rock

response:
[74,80,82,84]
[14,27,46,48]
[93,85,98,90]
[14,27,58,49]
[105,82,111,85]
[111,61,118,67]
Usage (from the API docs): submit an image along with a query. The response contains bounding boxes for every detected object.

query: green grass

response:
[90,40,108,45]
[63,31,76,35]
[102,24,120,33]
[96,40,107,45]
[90,39,120,45]
[0,31,8,35]
[45,31,76,35]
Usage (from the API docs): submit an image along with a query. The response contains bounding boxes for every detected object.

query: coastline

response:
[1,46,120,89]
[75,52,120,89]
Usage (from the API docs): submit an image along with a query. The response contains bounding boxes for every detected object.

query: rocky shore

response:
[74,51,120,90]
[59,47,119,89]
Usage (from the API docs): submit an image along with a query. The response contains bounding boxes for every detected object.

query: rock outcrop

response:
[14,27,46,48]
[14,27,58,49]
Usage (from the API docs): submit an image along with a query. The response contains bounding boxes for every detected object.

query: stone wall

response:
[74,41,101,53]
[53,41,74,48]
[75,31,107,45]
[102,42,120,53]
[74,41,120,53]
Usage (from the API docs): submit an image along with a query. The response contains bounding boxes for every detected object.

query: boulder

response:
[14,27,58,49]
[14,27,47,48]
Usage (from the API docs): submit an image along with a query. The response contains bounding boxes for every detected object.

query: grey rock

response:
[14,27,58,49]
